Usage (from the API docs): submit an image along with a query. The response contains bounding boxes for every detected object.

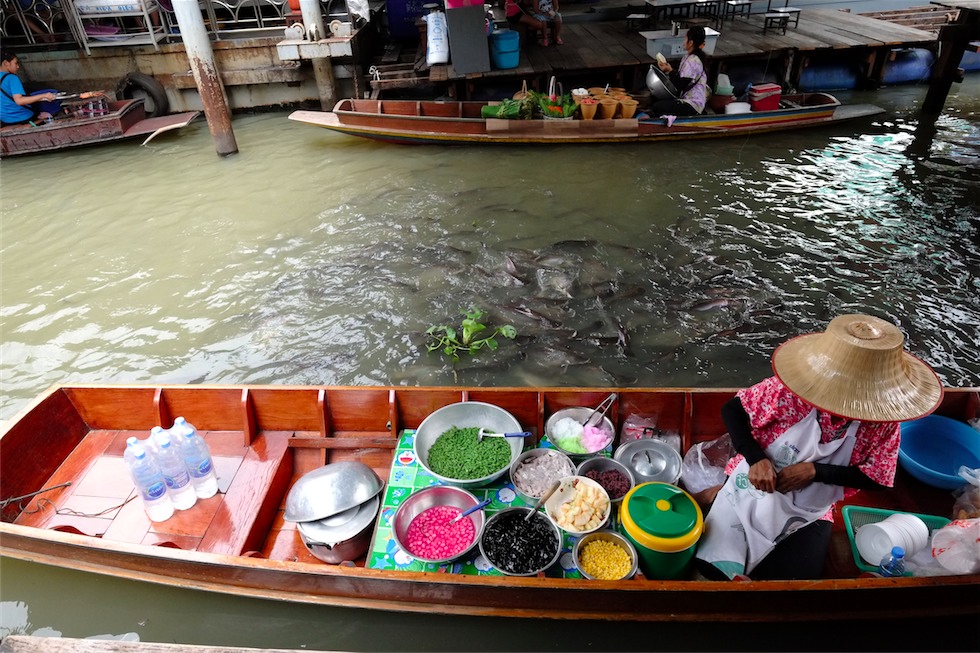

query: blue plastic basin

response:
[899,415,980,490]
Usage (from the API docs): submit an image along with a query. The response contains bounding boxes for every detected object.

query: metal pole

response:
[171,0,238,156]
[300,0,338,109]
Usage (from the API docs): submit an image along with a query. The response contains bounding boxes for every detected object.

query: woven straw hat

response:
[771,314,943,422]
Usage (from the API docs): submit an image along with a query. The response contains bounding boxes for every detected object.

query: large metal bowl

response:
[391,485,485,564]
[646,64,679,101]
[614,438,682,485]
[284,461,384,522]
[414,401,524,488]
[478,507,562,577]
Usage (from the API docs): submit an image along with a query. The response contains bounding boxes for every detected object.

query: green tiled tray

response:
[367,430,612,577]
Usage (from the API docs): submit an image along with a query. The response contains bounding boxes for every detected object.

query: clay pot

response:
[572,92,589,105]
[598,98,619,119]
[579,101,598,120]
[619,98,639,119]
[588,87,607,96]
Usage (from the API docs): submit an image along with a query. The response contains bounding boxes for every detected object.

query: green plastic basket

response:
[841,505,950,575]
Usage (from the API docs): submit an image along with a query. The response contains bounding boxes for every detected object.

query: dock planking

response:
[418,7,941,97]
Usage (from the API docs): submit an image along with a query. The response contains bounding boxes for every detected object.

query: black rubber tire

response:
[116,72,170,117]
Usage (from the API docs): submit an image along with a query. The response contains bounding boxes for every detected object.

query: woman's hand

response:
[748,459,776,493]
[776,462,816,493]
[658,61,672,73]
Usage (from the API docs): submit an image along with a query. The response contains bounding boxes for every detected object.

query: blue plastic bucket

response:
[491,30,520,70]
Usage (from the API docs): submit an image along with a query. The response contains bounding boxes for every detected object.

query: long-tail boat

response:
[2,384,977,621]
[287,94,884,146]
[0,99,199,157]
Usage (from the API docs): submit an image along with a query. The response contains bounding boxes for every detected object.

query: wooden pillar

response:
[922,15,980,116]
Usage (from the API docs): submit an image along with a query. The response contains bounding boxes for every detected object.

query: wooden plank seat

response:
[774,6,801,28]
[722,0,751,24]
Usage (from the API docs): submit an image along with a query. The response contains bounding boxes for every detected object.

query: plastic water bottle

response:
[173,416,218,499]
[125,438,174,522]
[153,428,197,510]
[878,546,906,577]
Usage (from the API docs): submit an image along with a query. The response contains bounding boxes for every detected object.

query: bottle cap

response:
[892,546,905,557]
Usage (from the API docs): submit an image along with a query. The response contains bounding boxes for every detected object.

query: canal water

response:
[1,79,979,650]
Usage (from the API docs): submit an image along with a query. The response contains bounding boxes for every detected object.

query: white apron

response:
[695,409,859,578]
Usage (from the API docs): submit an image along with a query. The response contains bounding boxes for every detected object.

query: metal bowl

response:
[573,529,639,580]
[575,456,635,505]
[298,495,381,545]
[300,515,376,564]
[391,485,485,564]
[509,448,576,505]
[646,64,679,101]
[284,461,384,522]
[414,401,525,488]
[614,438,682,485]
[545,407,615,460]
[479,507,562,577]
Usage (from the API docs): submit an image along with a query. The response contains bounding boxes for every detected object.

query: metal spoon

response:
[477,428,531,442]
[448,498,492,525]
[524,480,561,521]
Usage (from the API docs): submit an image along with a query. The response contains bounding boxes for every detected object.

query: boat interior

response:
[2,385,976,578]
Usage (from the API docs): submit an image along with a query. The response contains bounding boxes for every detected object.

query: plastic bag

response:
[931,518,980,575]
[952,466,980,520]
[679,433,735,494]
[620,413,659,443]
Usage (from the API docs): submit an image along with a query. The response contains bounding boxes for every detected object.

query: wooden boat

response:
[0,99,199,158]
[2,384,978,622]
[288,94,884,145]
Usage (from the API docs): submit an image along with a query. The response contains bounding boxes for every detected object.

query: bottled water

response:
[125,438,174,522]
[152,428,197,510]
[173,416,218,499]
[878,546,906,577]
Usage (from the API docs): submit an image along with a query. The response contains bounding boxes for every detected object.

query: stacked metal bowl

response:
[284,461,384,564]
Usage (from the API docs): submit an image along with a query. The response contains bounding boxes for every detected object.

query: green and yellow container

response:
[619,482,703,579]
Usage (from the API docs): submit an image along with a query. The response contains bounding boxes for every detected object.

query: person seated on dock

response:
[529,0,563,46]
[649,26,710,118]
[504,0,548,45]
[692,314,942,581]
[0,50,57,127]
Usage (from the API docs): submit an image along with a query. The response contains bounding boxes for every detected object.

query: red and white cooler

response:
[749,83,782,111]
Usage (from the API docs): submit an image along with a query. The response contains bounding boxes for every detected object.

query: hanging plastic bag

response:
[425,9,449,67]
[680,433,735,494]
[620,413,659,443]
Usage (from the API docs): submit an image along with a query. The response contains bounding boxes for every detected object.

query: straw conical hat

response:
[771,314,943,422]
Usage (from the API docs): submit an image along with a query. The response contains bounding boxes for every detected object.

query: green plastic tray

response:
[841,505,950,575]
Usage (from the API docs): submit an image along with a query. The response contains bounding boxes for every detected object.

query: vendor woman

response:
[694,314,943,580]
[650,26,710,117]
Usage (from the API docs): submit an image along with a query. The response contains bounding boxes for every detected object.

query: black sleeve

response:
[669,72,695,93]
[721,396,767,465]
[812,463,886,491]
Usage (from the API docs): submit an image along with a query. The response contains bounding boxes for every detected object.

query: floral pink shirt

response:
[725,376,901,520]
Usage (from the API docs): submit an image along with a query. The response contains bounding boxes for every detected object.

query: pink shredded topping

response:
[404,505,476,561]
[581,425,612,452]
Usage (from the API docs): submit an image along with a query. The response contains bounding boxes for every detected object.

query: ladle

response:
[524,480,561,521]
[448,498,492,525]
[582,393,617,428]
[477,428,531,442]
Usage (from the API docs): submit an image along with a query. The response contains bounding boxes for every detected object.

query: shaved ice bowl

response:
[546,408,614,459]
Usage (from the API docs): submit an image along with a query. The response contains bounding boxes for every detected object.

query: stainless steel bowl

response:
[646,64,679,101]
[284,461,384,522]
[509,448,576,505]
[390,485,485,564]
[298,495,381,545]
[545,407,615,460]
[478,507,562,577]
[614,438,682,485]
[573,530,639,580]
[414,401,524,488]
[300,516,376,564]
[575,456,635,504]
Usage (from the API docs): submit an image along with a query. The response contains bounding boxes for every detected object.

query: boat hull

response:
[288,95,885,145]
[0,99,199,157]
[2,384,977,621]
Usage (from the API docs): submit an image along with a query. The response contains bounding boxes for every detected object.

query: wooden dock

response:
[374,5,945,98]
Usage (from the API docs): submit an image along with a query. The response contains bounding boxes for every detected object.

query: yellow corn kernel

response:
[578,540,632,580]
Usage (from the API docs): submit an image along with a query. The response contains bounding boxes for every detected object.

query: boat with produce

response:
[287,93,884,146]
[0,97,199,158]
[2,384,978,621]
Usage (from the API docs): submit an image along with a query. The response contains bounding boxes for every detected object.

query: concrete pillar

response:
[300,0,338,109]
[171,0,238,156]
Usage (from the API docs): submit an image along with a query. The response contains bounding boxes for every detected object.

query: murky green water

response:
[1,78,978,649]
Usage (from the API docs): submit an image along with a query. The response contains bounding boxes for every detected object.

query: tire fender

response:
[116,72,170,117]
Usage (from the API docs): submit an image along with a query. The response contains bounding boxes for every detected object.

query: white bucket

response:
[725,102,752,114]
